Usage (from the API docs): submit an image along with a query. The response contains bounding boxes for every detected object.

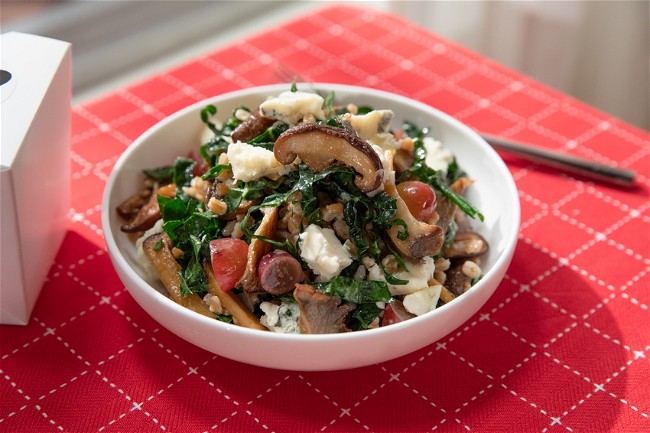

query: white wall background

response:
[385,1,649,130]
[5,0,648,130]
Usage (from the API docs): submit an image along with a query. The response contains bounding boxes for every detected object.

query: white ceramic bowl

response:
[102,83,519,371]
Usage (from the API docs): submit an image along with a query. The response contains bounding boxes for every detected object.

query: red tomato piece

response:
[381,301,414,327]
[209,238,249,291]
[381,303,402,326]
[396,180,437,222]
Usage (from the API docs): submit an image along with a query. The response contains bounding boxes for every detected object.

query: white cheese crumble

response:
[349,110,393,139]
[423,137,454,175]
[368,255,436,296]
[226,141,291,182]
[299,224,353,282]
[260,301,300,333]
[259,90,325,125]
[368,133,401,150]
[403,285,442,316]
[348,110,401,150]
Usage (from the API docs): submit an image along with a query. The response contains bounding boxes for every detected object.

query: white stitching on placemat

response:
[199,57,256,90]
[73,106,132,147]
[0,369,32,404]
[67,249,106,271]
[439,226,640,430]
[71,153,117,183]
[117,88,166,121]
[197,357,272,431]
[158,73,208,101]
[31,317,92,368]
[520,248,648,425]
[33,404,64,431]
[1,333,46,361]
[246,375,291,405]
[297,374,370,431]
[67,206,104,237]
[203,411,239,433]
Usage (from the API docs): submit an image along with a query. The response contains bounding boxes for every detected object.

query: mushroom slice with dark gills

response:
[120,183,175,233]
[230,110,276,143]
[434,177,474,235]
[238,206,279,293]
[294,284,353,334]
[142,233,213,318]
[116,184,153,220]
[273,122,384,193]
[384,179,444,259]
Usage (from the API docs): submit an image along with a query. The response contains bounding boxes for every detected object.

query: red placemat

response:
[2,5,648,432]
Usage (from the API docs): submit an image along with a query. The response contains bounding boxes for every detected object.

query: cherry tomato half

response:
[209,238,249,291]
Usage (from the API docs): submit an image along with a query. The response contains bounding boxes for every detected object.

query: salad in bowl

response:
[115,83,488,334]
[103,83,518,370]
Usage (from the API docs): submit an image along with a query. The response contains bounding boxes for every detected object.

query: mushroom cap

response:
[385,180,444,259]
[274,123,384,193]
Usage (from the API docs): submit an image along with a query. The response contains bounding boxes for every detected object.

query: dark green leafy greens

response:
[133,87,486,333]
[248,122,289,149]
[313,276,391,304]
[199,105,243,165]
[237,163,409,285]
[156,158,223,296]
[313,276,391,331]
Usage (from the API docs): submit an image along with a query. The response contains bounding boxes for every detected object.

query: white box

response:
[0,32,71,325]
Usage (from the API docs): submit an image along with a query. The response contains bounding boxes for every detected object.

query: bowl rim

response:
[101,82,520,343]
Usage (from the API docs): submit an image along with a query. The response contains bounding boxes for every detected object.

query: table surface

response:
[2,5,648,432]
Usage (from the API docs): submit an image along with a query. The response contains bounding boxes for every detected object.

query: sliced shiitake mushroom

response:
[230,110,276,143]
[445,262,470,297]
[142,233,213,318]
[294,284,352,334]
[121,183,175,233]
[434,177,473,235]
[238,206,279,293]
[393,148,415,175]
[116,186,152,220]
[384,180,444,259]
[203,263,268,331]
[274,122,384,192]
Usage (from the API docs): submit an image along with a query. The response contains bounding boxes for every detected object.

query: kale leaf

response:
[313,276,392,304]
[157,194,222,296]
[350,303,382,331]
